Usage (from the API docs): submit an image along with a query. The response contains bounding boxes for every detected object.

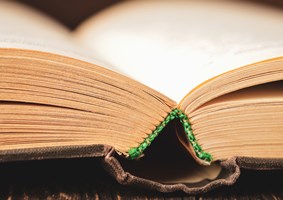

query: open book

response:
[1,0,283,193]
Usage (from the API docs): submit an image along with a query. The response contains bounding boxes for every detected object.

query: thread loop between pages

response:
[128,109,212,163]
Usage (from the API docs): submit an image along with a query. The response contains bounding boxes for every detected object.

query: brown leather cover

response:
[1,145,282,194]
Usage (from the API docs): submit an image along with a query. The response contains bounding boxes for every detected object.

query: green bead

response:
[179,113,187,120]
[186,129,193,136]
[183,122,191,130]
[149,134,156,142]
[203,153,212,162]
[128,148,140,159]
[198,153,205,159]
[195,151,201,157]
[193,143,202,152]
[156,126,164,132]
[141,142,148,150]
[151,132,158,139]
[188,133,196,142]
[145,138,151,144]
[165,115,171,122]
[128,148,138,155]
[172,109,179,114]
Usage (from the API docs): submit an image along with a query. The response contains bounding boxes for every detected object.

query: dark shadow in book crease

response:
[101,121,243,193]
[116,119,222,185]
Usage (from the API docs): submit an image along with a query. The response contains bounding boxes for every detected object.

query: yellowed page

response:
[0,1,116,71]
[189,81,283,160]
[75,0,283,101]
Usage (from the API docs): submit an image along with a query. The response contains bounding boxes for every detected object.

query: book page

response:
[0,1,117,71]
[75,0,283,102]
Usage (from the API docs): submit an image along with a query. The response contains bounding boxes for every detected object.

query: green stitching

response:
[128,108,212,163]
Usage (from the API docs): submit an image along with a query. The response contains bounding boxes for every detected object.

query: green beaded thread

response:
[128,108,212,163]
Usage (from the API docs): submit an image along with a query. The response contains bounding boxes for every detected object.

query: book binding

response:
[128,109,212,163]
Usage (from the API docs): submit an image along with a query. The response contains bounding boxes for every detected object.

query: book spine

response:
[128,109,212,163]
